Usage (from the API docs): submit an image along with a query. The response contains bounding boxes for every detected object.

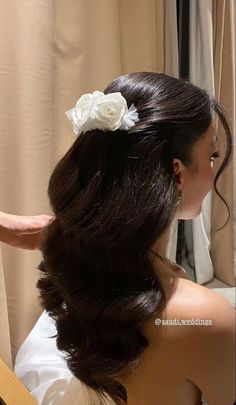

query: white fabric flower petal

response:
[120,104,139,130]
[64,108,75,123]
[65,108,81,135]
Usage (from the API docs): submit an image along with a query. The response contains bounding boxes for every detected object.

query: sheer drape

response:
[189,0,215,285]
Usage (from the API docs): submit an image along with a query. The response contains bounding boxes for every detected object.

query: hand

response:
[0,211,54,250]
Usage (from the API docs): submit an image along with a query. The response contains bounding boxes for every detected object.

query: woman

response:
[37,72,235,405]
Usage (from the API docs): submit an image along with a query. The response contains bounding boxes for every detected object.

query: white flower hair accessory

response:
[65,91,139,135]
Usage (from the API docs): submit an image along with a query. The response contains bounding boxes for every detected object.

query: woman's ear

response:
[173,158,184,187]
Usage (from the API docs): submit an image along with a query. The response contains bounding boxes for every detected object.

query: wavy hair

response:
[37,72,233,404]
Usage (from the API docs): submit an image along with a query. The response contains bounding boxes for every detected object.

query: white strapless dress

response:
[14,311,112,405]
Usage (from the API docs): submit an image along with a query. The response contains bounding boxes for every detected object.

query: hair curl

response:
[37,72,233,404]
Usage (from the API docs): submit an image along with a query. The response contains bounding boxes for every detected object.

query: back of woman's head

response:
[37,72,232,404]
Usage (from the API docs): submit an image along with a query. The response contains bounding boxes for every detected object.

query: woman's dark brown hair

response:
[37,72,233,404]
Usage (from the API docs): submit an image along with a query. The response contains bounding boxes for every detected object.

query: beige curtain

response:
[211,0,235,285]
[0,0,54,368]
[0,0,165,367]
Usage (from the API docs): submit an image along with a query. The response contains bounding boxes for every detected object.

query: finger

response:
[14,216,54,235]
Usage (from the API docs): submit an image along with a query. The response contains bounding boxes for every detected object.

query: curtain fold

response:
[118,0,164,74]
[164,0,179,79]
[0,251,12,367]
[164,0,179,262]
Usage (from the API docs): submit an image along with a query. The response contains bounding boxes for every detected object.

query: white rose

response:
[65,91,105,135]
[65,91,139,135]
[90,92,128,131]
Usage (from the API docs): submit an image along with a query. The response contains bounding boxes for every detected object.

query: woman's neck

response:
[149,225,187,282]
[151,227,171,257]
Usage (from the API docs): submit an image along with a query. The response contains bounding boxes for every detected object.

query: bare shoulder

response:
[145,277,235,338]
[167,277,235,325]
[163,279,236,405]
[161,278,235,351]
